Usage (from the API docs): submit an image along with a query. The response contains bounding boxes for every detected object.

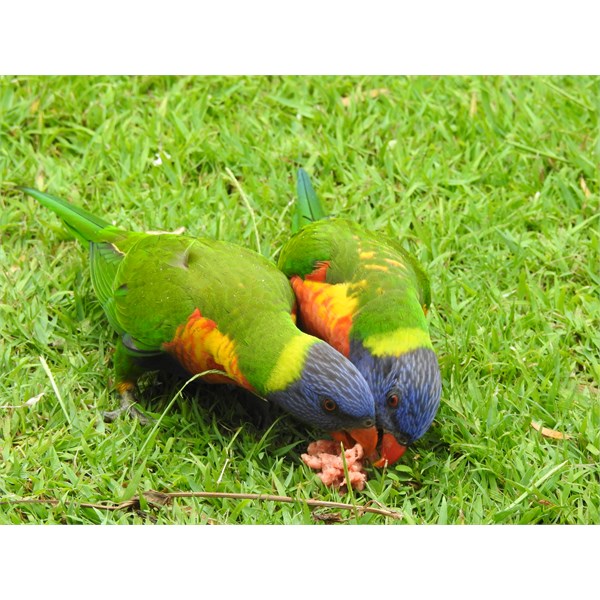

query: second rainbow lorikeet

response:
[277,169,442,466]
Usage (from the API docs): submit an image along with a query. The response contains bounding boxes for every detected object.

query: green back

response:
[113,233,304,388]
[278,217,432,341]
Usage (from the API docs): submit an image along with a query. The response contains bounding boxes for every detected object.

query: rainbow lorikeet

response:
[21,187,378,452]
[277,169,442,466]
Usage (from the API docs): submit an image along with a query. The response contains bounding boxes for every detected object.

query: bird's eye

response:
[387,393,400,408]
[322,398,338,412]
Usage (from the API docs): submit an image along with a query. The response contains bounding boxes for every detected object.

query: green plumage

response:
[277,169,442,460]
[280,217,432,343]
[21,186,377,437]
[23,187,300,389]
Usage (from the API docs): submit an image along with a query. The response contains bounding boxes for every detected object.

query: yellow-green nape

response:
[264,334,317,393]
[363,327,433,357]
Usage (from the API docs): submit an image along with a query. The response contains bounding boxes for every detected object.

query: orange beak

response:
[372,432,407,468]
[331,426,378,456]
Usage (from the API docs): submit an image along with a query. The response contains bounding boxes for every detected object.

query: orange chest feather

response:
[290,276,359,358]
[162,308,253,391]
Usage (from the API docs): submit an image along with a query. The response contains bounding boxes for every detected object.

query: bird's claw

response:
[103,389,153,425]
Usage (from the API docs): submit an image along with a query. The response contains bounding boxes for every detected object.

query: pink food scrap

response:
[301,440,368,491]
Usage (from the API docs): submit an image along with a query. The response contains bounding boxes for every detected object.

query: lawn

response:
[0,75,598,524]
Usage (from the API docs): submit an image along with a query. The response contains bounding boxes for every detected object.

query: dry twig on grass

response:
[2,489,403,520]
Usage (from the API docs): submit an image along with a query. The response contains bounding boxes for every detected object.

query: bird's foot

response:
[103,389,153,425]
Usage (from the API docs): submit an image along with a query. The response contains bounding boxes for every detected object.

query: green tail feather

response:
[292,168,327,233]
[20,187,111,243]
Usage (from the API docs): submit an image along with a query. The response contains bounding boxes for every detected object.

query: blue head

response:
[350,342,442,465]
[266,340,378,453]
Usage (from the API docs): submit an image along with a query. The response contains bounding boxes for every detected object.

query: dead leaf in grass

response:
[536,498,554,507]
[30,98,41,115]
[368,88,389,99]
[24,392,45,407]
[312,510,345,523]
[2,393,45,410]
[469,92,478,117]
[341,88,390,107]
[579,177,591,198]
[531,421,572,440]
[143,490,172,507]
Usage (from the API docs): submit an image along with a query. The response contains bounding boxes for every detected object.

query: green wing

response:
[109,233,303,389]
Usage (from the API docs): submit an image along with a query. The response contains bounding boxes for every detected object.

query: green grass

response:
[0,75,598,524]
